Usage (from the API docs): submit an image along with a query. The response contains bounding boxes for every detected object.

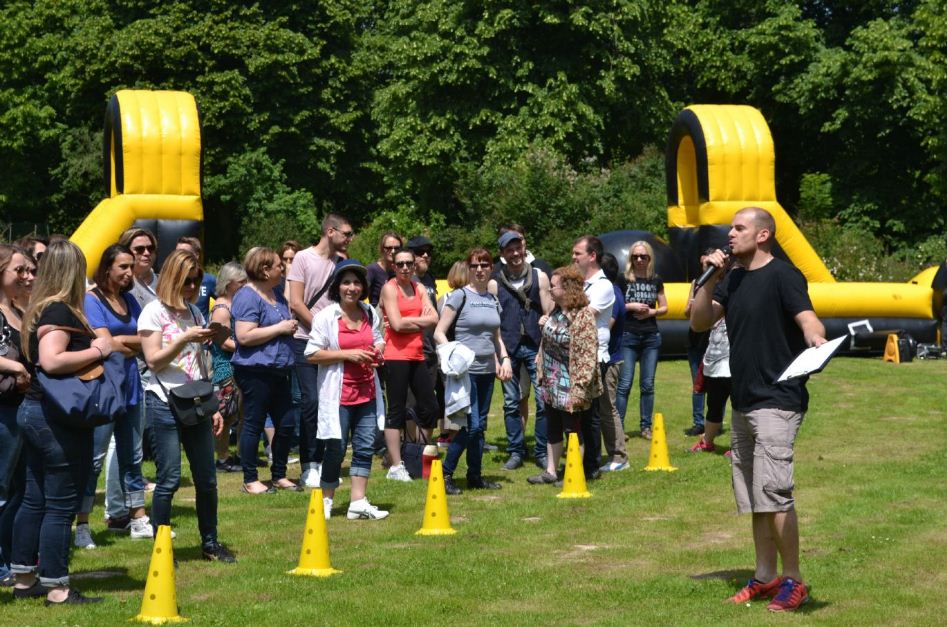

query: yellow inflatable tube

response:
[70,90,203,277]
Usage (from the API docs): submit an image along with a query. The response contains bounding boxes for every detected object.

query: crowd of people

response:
[0,206,824,612]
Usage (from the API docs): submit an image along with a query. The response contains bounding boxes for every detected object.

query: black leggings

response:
[704,376,731,424]
[384,359,438,429]
[545,406,583,445]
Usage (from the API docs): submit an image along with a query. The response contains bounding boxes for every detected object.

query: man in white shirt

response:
[572,235,614,480]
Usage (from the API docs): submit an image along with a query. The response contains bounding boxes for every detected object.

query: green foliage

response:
[0,0,946,281]
[346,208,446,270]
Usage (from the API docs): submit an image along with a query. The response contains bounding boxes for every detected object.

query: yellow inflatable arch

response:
[663,105,937,328]
[70,90,203,277]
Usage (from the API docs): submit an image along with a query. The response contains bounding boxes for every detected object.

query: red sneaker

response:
[689,439,715,453]
[767,577,810,612]
[727,577,782,603]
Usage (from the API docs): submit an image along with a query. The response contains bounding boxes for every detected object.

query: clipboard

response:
[776,335,847,382]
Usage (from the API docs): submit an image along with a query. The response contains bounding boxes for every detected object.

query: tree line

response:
[1,0,945,278]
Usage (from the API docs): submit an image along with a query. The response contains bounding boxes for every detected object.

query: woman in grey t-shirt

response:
[434,248,512,495]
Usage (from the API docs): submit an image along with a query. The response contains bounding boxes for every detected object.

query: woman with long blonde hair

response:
[615,240,667,440]
[11,241,113,605]
[138,250,235,562]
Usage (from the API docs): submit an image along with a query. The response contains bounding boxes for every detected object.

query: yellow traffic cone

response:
[287,489,341,577]
[557,432,591,498]
[132,525,187,624]
[643,412,678,472]
[416,458,457,536]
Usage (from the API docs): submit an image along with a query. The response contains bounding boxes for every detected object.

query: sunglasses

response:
[394,260,414,268]
[333,228,355,240]
[469,262,492,270]
[132,245,156,255]
[183,274,202,287]
[631,254,651,261]
[414,248,433,257]
[383,245,401,252]
[282,256,294,263]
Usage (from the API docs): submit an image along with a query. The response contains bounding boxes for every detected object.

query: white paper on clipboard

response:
[776,335,847,382]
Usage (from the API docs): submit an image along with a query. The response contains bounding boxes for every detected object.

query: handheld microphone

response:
[694,246,731,290]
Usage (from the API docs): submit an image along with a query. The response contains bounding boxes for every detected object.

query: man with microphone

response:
[690,207,826,613]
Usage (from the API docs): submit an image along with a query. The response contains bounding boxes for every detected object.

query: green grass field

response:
[4,357,946,626]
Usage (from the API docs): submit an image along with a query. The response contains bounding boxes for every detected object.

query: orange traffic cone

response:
[287,489,341,577]
[557,432,591,498]
[416,459,457,536]
[644,412,677,472]
[132,525,187,624]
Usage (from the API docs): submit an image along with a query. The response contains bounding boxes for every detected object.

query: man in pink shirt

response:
[288,213,353,487]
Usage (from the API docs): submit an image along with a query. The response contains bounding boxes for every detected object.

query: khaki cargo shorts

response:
[730,408,804,513]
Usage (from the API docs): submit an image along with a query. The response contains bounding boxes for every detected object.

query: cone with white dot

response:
[287,488,341,576]
[132,524,187,624]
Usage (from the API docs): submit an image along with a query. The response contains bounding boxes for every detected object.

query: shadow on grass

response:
[690,568,754,582]
[70,566,144,593]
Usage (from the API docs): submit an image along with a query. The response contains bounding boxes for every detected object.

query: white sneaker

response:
[301,462,322,488]
[386,462,412,482]
[323,496,333,520]
[346,498,389,520]
[599,461,630,473]
[74,523,96,550]
[129,515,154,539]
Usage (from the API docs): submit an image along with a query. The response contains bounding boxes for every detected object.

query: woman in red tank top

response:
[379,249,439,481]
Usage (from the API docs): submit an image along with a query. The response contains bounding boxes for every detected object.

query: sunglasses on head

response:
[132,245,156,255]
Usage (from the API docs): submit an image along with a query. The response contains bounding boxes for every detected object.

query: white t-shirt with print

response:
[138,300,208,402]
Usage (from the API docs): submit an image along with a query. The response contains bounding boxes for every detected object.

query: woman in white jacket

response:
[304,260,388,521]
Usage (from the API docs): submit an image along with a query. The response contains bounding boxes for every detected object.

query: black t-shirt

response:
[623,275,664,333]
[416,272,438,364]
[26,302,94,400]
[367,263,394,307]
[714,258,813,413]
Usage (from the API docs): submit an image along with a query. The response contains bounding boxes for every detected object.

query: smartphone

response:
[207,321,231,339]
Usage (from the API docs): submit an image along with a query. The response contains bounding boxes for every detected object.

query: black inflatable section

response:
[656,317,939,360]
[665,109,709,205]
[599,230,685,283]
[133,219,202,269]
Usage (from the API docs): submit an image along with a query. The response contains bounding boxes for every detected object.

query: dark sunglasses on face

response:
[183,274,202,287]
[282,256,294,263]
[414,248,433,257]
[333,228,355,239]
[383,246,400,252]
[631,254,650,261]
[133,245,156,255]
[394,260,414,268]
[469,262,491,269]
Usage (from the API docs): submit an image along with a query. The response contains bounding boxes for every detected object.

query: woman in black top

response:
[0,245,35,586]
[366,231,402,306]
[615,241,667,440]
[11,241,113,605]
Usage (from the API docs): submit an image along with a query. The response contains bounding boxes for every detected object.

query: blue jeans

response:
[293,338,324,466]
[11,399,92,588]
[81,402,145,515]
[501,342,547,460]
[146,392,218,544]
[320,400,377,489]
[0,403,24,574]
[616,330,661,431]
[687,346,706,429]
[443,372,495,482]
[233,366,295,483]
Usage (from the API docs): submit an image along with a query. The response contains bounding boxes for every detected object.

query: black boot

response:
[443,474,462,495]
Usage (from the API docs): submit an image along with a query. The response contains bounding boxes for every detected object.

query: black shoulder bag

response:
[154,305,217,426]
